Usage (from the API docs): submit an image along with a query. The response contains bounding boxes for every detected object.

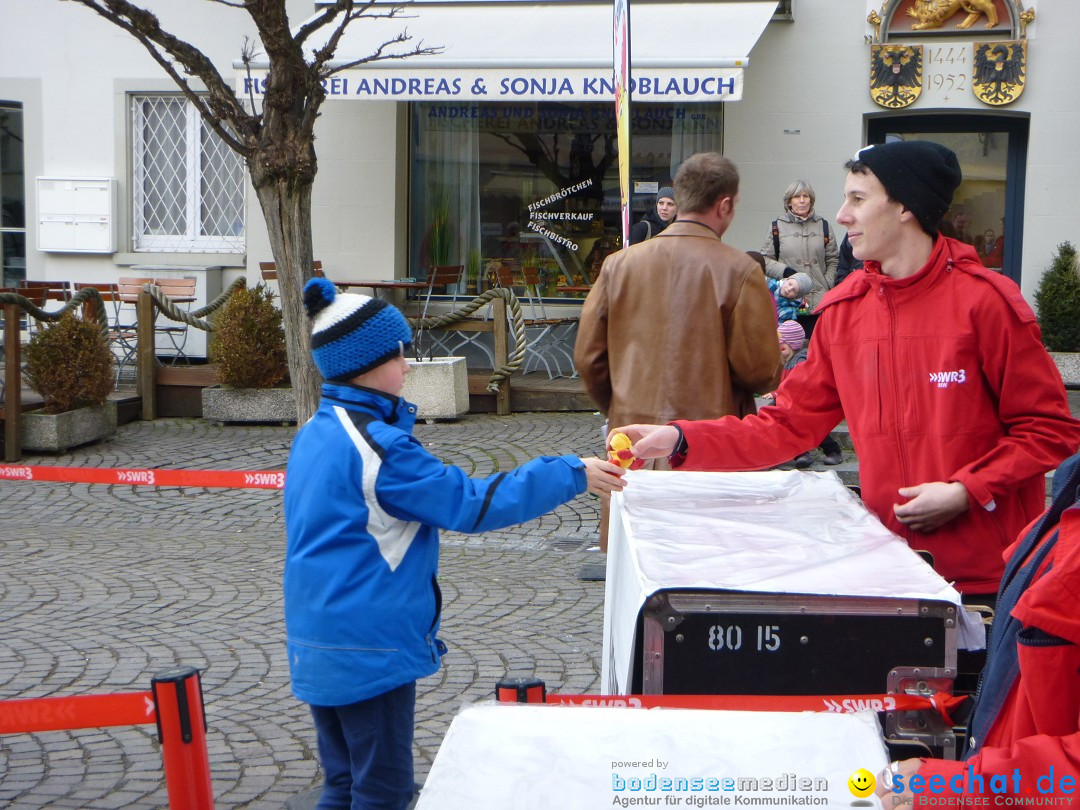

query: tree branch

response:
[324,35,443,76]
[294,0,353,46]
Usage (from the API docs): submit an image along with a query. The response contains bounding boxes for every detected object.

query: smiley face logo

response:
[847,768,876,798]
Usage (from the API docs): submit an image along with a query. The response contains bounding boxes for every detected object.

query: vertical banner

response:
[613,0,631,247]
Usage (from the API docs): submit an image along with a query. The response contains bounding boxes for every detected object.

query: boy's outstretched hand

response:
[608,424,680,460]
[581,458,628,496]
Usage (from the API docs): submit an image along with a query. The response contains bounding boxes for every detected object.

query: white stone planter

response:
[1051,352,1080,389]
[21,401,118,453]
[403,356,469,421]
[201,385,297,424]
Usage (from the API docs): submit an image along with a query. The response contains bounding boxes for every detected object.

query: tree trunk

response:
[254,180,321,424]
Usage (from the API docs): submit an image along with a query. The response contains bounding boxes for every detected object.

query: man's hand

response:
[893,481,970,533]
[581,458,628,496]
[875,759,923,800]
[609,424,680,460]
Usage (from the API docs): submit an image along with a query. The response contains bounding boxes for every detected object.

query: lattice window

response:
[131,95,245,253]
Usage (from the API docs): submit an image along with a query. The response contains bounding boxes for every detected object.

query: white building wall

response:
[723,5,869,260]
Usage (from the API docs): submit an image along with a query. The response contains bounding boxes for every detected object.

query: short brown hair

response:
[674,153,739,215]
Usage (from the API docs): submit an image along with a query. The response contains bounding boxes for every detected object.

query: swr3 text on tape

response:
[0,465,285,489]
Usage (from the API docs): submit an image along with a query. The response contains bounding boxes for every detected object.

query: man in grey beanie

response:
[614,140,1080,609]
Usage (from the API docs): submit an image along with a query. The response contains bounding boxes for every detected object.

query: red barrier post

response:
[495,676,546,703]
[151,666,214,810]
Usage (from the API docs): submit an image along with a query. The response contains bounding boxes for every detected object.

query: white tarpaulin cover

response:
[415,703,889,810]
[602,469,985,694]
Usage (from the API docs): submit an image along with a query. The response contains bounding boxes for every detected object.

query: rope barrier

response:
[148,279,528,393]
[142,275,248,331]
[409,287,527,392]
[0,464,284,489]
[0,286,110,339]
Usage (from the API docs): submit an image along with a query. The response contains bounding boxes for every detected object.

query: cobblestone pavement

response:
[0,411,612,809]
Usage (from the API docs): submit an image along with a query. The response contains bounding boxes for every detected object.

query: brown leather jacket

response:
[574,220,783,429]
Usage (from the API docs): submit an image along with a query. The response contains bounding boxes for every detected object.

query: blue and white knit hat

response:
[303,277,413,381]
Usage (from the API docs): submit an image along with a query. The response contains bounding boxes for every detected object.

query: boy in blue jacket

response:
[284,278,626,809]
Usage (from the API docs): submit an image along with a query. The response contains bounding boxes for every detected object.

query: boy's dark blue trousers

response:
[310,681,416,809]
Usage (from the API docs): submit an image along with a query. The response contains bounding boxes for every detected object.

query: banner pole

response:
[614,0,632,248]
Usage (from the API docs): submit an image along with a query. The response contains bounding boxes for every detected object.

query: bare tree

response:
[62,0,440,421]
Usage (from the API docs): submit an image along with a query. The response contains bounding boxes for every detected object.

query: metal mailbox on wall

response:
[36,177,117,253]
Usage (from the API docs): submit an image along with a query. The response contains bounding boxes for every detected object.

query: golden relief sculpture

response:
[973,40,1026,105]
[870,44,923,108]
[907,0,999,31]
[867,9,884,42]
[1016,3,1036,38]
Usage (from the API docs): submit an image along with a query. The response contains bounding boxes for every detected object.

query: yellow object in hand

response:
[608,431,635,469]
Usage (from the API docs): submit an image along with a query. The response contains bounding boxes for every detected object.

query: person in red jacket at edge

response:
[613,141,1080,800]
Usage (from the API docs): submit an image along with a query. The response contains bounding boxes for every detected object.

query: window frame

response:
[0,101,25,285]
[130,94,245,254]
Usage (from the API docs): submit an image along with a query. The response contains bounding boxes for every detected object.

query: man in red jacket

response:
[615,140,1080,603]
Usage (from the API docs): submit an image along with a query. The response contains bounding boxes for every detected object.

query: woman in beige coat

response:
[759,180,838,312]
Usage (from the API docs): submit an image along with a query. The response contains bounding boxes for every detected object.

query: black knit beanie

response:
[854,141,962,234]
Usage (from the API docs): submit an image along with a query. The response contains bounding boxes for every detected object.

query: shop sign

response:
[238,68,744,102]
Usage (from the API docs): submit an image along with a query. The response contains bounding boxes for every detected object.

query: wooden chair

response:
[259,260,323,281]
[149,277,198,363]
[21,279,72,302]
[490,265,578,379]
[413,265,466,358]
[74,282,132,386]
[115,279,157,383]
[116,276,197,369]
[418,265,464,319]
[12,286,48,341]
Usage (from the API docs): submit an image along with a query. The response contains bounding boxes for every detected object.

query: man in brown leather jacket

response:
[574,152,783,552]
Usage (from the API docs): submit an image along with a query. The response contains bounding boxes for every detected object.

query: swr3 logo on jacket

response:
[929,369,968,388]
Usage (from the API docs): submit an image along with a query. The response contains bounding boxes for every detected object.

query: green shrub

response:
[24,311,114,414]
[210,283,289,388]
[1034,242,1080,352]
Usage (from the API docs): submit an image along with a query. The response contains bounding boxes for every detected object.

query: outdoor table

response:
[336,279,428,299]
[415,703,887,809]
[603,469,986,696]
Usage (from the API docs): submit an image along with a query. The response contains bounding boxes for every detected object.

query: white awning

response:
[237,1,778,102]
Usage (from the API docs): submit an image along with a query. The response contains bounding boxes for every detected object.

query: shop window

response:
[131,95,245,253]
[0,102,25,286]
[410,101,723,296]
[867,115,1028,281]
